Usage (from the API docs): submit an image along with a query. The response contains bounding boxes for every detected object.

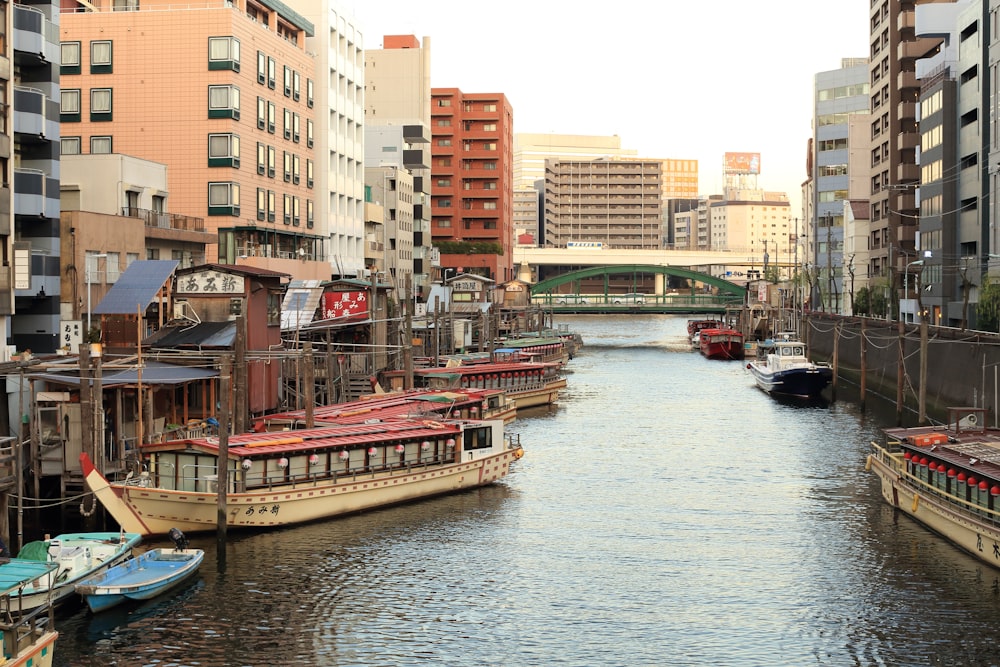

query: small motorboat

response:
[11,531,142,611]
[76,528,204,614]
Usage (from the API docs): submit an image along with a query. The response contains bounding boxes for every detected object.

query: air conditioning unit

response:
[357,268,371,280]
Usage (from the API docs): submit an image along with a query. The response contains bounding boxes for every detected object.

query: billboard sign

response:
[724,152,761,175]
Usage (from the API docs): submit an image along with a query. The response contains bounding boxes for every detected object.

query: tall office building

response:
[364,34,432,297]
[11,0,60,353]
[61,0,329,282]
[811,58,869,313]
[295,0,366,280]
[868,1,945,305]
[430,88,514,283]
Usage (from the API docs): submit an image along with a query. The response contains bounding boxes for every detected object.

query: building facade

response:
[543,159,663,250]
[430,88,514,283]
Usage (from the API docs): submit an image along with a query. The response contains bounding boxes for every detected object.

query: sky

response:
[349,1,872,215]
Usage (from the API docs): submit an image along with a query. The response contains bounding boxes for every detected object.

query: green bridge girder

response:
[529,264,747,300]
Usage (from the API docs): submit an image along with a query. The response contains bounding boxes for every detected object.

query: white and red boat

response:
[381,362,565,412]
[81,417,523,537]
[699,328,745,360]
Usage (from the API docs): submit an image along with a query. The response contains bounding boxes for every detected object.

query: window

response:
[283,151,291,182]
[438,199,452,208]
[306,119,313,148]
[438,139,452,147]
[257,97,266,129]
[90,41,112,73]
[267,190,275,222]
[483,123,496,131]
[283,194,292,225]
[267,291,280,326]
[267,101,275,133]
[208,133,240,167]
[267,57,276,89]
[257,188,266,221]
[283,66,292,97]
[307,159,314,188]
[436,179,451,187]
[146,248,160,260]
[106,252,121,282]
[257,142,266,175]
[90,88,112,121]
[61,42,81,74]
[436,99,451,107]
[292,154,300,184]
[152,196,164,213]
[257,51,266,84]
[90,136,112,154]
[61,89,81,122]
[483,103,496,112]
[307,200,314,228]
[292,113,300,143]
[267,145,275,178]
[483,201,497,210]
[126,252,139,268]
[306,78,314,108]
[283,109,291,139]
[207,182,240,215]
[208,36,240,72]
[113,0,139,10]
[483,142,496,151]
[293,197,300,226]
[293,71,300,101]
[208,85,240,119]
[61,137,81,155]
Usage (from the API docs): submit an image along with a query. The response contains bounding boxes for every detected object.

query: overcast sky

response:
[349,1,872,215]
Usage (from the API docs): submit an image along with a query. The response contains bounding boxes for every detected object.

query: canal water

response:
[50,315,1000,666]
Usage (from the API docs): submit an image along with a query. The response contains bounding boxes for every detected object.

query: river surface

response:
[48,315,1000,666]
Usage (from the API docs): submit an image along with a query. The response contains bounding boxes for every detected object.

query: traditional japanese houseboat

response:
[868,406,1000,570]
[82,417,524,537]
[381,361,565,411]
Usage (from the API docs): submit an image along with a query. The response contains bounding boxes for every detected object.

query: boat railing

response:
[871,440,1000,526]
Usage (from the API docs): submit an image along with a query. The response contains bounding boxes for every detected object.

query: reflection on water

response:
[51,315,1000,666]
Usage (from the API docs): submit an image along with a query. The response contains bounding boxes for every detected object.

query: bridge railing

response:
[530,294,743,308]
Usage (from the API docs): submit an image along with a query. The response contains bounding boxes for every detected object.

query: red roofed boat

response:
[81,416,523,537]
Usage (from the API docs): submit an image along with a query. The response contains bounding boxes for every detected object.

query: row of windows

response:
[60,41,113,74]
[60,89,112,121]
[816,83,869,101]
[254,188,313,227]
[61,136,111,155]
[433,99,499,112]
[435,139,498,151]
[256,50,313,107]
[922,125,943,151]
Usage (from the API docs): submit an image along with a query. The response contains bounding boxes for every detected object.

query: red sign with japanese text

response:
[321,291,368,322]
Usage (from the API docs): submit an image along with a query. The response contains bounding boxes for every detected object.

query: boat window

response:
[794,346,804,356]
[464,426,492,451]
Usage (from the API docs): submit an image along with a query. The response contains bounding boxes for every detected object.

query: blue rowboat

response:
[76,545,204,614]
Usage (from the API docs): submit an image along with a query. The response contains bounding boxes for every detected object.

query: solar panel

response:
[94,260,180,315]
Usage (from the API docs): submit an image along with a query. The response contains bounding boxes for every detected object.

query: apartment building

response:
[543,159,663,249]
[60,0,331,283]
[430,89,514,283]
[364,34,432,297]
[11,0,61,354]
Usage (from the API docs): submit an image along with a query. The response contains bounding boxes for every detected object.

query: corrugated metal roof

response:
[30,361,218,388]
[93,260,179,315]
[144,321,236,349]
[281,280,324,331]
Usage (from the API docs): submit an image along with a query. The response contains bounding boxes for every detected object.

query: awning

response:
[94,260,180,315]
[29,361,219,388]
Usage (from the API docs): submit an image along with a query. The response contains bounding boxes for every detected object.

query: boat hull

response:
[748,363,832,398]
[12,532,142,611]
[84,447,524,537]
[509,379,565,410]
[6,630,57,667]
[77,548,204,613]
[869,451,1000,568]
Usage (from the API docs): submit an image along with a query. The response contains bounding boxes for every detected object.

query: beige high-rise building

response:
[709,192,793,275]
[544,159,663,249]
[514,133,638,190]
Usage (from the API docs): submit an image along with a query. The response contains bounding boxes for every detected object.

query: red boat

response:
[699,328,745,360]
[687,318,724,337]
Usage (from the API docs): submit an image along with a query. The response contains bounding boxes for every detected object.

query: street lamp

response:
[904,259,924,322]
[86,253,108,336]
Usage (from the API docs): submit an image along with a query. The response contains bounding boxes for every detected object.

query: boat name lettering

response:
[245,504,280,516]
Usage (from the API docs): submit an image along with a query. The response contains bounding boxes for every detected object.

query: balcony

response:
[898,36,942,61]
[898,10,915,32]
[897,69,918,91]
[13,87,58,142]
[896,131,919,151]
[13,6,58,67]
[125,207,205,232]
[897,100,917,122]
[897,163,920,183]
[13,169,58,219]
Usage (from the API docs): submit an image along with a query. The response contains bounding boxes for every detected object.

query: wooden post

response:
[79,345,94,485]
[93,349,104,473]
[403,275,413,391]
[831,321,840,402]
[919,319,928,424]
[325,330,335,404]
[860,318,867,412]
[234,315,247,434]
[217,356,231,549]
[304,342,315,428]
[896,320,905,426]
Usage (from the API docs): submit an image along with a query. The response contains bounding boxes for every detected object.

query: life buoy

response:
[422,420,444,429]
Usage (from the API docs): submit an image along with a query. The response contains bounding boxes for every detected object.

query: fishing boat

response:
[687,318,724,337]
[11,532,142,611]
[868,406,1000,569]
[381,362,565,411]
[699,328,745,360]
[81,416,524,537]
[746,338,832,398]
[0,558,60,666]
[76,529,204,613]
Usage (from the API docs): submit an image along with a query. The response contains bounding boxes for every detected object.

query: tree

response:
[977,276,1000,332]
[854,286,871,317]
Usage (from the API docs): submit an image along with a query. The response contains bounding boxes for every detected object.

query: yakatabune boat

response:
[868,406,1000,569]
[82,417,523,537]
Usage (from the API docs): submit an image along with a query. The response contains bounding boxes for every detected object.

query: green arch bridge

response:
[528,264,747,314]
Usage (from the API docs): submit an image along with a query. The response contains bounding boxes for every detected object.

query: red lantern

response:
[394,444,405,454]
[277,457,288,469]
[308,454,320,466]
[980,481,989,490]
[339,451,350,461]
[367,447,377,456]
[904,452,912,460]
[928,463,937,472]
[919,457,928,466]
[991,486,1000,496]
[958,473,967,482]
[948,469,956,477]
[968,477,978,486]
[420,441,431,451]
